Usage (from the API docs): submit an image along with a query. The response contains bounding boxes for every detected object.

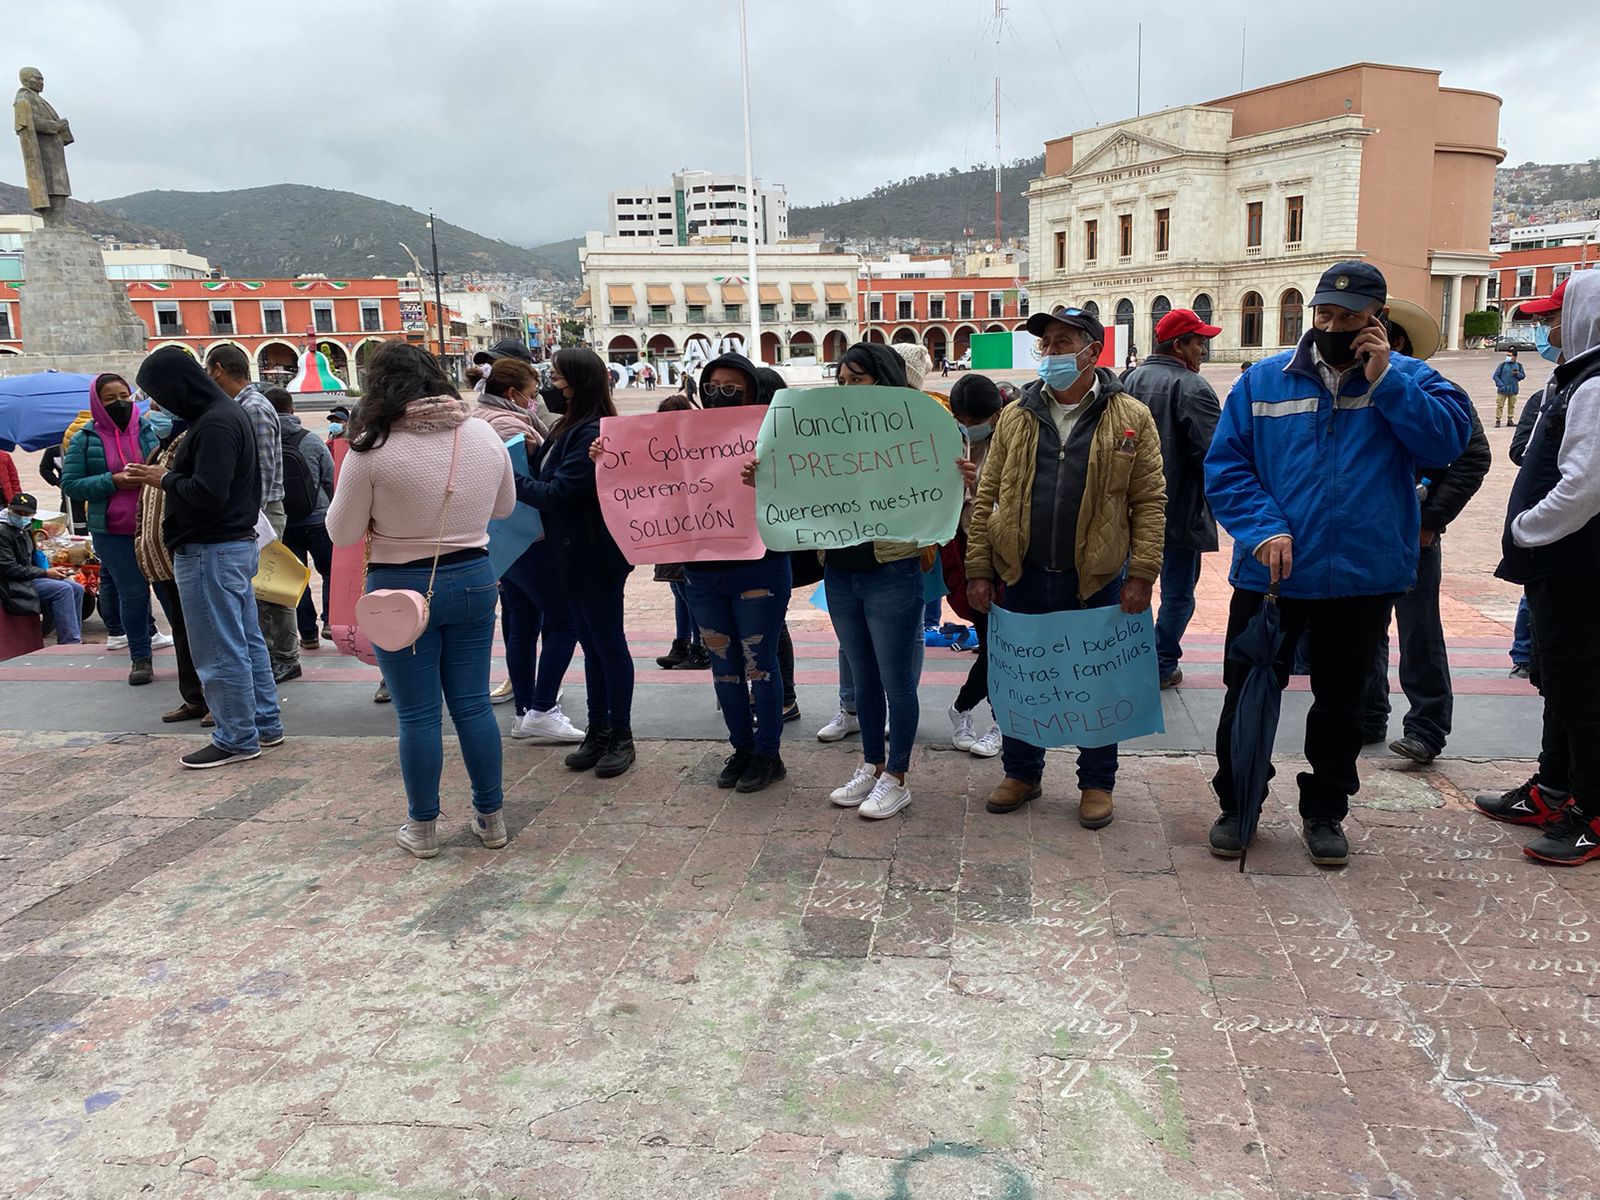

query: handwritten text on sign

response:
[754,386,963,552]
[594,406,765,565]
[987,603,1164,749]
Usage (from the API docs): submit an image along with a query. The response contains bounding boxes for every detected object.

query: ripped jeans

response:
[683,555,793,757]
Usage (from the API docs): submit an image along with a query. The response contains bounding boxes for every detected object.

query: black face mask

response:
[539,385,568,415]
[104,401,133,427]
[1312,327,1361,367]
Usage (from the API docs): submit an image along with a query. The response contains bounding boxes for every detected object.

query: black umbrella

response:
[1228,584,1285,871]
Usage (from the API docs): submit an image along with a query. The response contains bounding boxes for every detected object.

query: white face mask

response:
[3,511,32,529]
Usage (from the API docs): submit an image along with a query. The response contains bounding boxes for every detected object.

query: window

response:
[360,300,382,332]
[0,307,10,339]
[1083,300,1100,320]
[826,302,845,320]
[959,293,974,320]
[155,302,182,334]
[1486,276,1499,302]
[1118,213,1134,259]
[650,304,670,323]
[313,301,335,333]
[1085,220,1099,263]
[1149,295,1171,348]
[208,301,235,336]
[1516,270,1534,297]
[794,303,812,320]
[1285,195,1304,245]
[1019,294,1030,318]
[1278,288,1304,345]
[724,304,741,322]
[1246,202,1263,250]
[261,301,284,334]
[897,297,913,320]
[1241,291,1264,347]
[988,293,1003,319]
[1553,265,1574,289]
[929,297,944,320]
[1155,208,1170,254]
[688,304,706,323]
[1054,230,1067,271]
[760,303,777,322]
[610,306,631,323]
[868,299,882,322]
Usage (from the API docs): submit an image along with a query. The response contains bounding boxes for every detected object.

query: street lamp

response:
[426,212,446,370]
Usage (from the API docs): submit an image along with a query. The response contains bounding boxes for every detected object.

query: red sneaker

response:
[1474,778,1571,828]
[1524,810,1600,867]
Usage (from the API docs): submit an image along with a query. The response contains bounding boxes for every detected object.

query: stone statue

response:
[14,67,73,225]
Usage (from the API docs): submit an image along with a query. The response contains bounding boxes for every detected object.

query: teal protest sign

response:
[754,386,964,552]
[488,435,544,579]
[987,603,1164,749]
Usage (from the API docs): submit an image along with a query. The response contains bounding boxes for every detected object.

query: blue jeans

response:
[1512,595,1533,668]
[670,581,701,645]
[501,543,579,714]
[685,557,793,757]
[1000,567,1123,791]
[173,539,282,755]
[838,650,855,713]
[923,596,943,628]
[36,577,84,644]
[284,521,333,640]
[96,532,151,659]
[1155,547,1202,681]
[572,575,634,729]
[367,555,503,822]
[825,557,924,775]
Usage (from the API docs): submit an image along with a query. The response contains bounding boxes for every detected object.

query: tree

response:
[558,317,586,348]
[1464,310,1501,347]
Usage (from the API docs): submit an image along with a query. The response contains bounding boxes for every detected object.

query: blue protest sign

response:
[986,603,1164,750]
[489,435,545,579]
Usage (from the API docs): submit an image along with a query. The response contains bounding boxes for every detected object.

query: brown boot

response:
[161,701,207,723]
[986,777,1041,814]
[1078,788,1114,830]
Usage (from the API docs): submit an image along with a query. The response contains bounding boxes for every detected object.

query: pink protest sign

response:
[594,406,766,565]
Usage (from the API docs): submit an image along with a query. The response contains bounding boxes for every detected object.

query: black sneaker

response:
[1303,819,1349,867]
[1474,777,1572,827]
[718,748,754,789]
[736,754,787,794]
[181,743,261,770]
[1389,736,1438,765]
[565,723,611,771]
[1524,809,1600,867]
[128,658,154,687]
[673,644,711,671]
[272,662,303,684]
[782,700,801,723]
[1209,813,1244,859]
[1509,664,1532,681]
[596,727,636,778]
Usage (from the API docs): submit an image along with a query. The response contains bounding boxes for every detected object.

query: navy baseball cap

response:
[1025,304,1106,345]
[1309,261,1387,311]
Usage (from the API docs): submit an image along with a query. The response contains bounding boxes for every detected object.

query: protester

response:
[892,342,948,635]
[326,403,351,448]
[514,347,637,778]
[129,347,282,770]
[1505,367,1553,682]
[1204,262,1471,866]
[676,351,793,792]
[60,373,168,685]
[1122,309,1222,690]
[262,386,336,650]
[1,492,83,644]
[478,357,584,743]
[1479,271,1600,865]
[1492,348,1527,428]
[205,345,299,684]
[966,306,1166,827]
[649,393,711,674]
[1360,304,1491,764]
[325,342,516,857]
[944,373,1005,758]
[755,365,801,723]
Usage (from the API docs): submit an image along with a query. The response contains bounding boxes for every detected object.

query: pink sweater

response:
[326,419,516,563]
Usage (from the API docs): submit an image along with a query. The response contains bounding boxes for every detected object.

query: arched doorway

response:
[1115,298,1135,355]
[256,340,298,385]
[647,332,676,360]
[352,338,385,390]
[983,323,1007,334]
[953,324,977,358]
[789,330,816,361]
[1192,294,1215,361]
[1278,288,1304,346]
[318,341,350,389]
[759,331,780,364]
[1240,292,1264,349]
[607,334,638,363]
[866,328,887,344]
[891,327,917,345]
[1149,295,1171,348]
[1082,300,1100,321]
[822,330,849,362]
[922,326,948,364]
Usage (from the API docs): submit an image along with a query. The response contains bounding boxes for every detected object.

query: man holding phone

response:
[1203,262,1472,867]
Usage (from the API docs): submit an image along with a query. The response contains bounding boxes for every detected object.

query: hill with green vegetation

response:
[791,157,1042,243]
[0,180,182,245]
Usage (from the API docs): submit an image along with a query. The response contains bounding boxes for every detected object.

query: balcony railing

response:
[1284,241,1303,253]
[1245,245,1263,257]
[157,324,187,337]
[208,321,235,336]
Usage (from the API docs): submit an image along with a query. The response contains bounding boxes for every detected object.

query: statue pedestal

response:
[19,223,146,356]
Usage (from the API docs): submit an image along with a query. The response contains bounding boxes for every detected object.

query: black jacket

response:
[1509,378,1552,467]
[1121,353,1221,551]
[0,521,46,616]
[135,347,261,551]
[516,418,631,598]
[686,351,782,575]
[1418,404,1491,535]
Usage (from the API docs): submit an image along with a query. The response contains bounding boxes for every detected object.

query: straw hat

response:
[1383,297,1441,362]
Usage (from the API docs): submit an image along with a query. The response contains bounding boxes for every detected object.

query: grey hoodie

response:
[278,411,336,527]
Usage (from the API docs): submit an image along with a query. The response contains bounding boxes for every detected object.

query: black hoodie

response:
[689,351,781,574]
[136,346,261,550]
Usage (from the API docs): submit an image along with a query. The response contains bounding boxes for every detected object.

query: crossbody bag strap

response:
[422,425,464,607]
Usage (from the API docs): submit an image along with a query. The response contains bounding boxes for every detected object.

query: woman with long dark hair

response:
[513,347,637,778]
[326,342,516,858]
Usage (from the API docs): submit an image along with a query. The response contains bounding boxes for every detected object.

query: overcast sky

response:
[10,0,1598,248]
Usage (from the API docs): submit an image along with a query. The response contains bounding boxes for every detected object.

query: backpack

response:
[281,428,321,521]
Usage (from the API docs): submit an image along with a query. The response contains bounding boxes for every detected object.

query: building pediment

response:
[1069,130,1188,177]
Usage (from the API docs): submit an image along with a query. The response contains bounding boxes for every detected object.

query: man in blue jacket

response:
[1492,348,1526,428]
[1204,262,1472,866]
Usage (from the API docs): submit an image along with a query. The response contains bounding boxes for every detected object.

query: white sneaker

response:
[860,774,912,820]
[513,705,586,743]
[829,762,879,808]
[970,722,1003,758]
[949,704,977,751]
[817,708,861,742]
[105,634,129,651]
[471,810,508,849]
[396,819,439,859]
[151,632,175,650]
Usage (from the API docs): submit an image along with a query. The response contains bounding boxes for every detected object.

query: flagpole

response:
[738,0,761,361]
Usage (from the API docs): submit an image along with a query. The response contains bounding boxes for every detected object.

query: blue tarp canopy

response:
[0,371,97,452]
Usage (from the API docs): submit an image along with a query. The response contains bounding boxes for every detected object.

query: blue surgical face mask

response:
[328,422,345,437]
[3,511,31,529]
[146,410,173,438]
[1534,323,1562,364]
[963,421,992,442]
[1037,349,1087,392]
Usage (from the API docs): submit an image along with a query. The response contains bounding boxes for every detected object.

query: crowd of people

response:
[3,261,1595,872]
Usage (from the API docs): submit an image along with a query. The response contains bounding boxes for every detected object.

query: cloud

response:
[8,0,1594,248]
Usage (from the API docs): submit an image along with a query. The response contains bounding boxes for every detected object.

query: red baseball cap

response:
[1515,278,1567,318]
[1155,309,1222,342]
